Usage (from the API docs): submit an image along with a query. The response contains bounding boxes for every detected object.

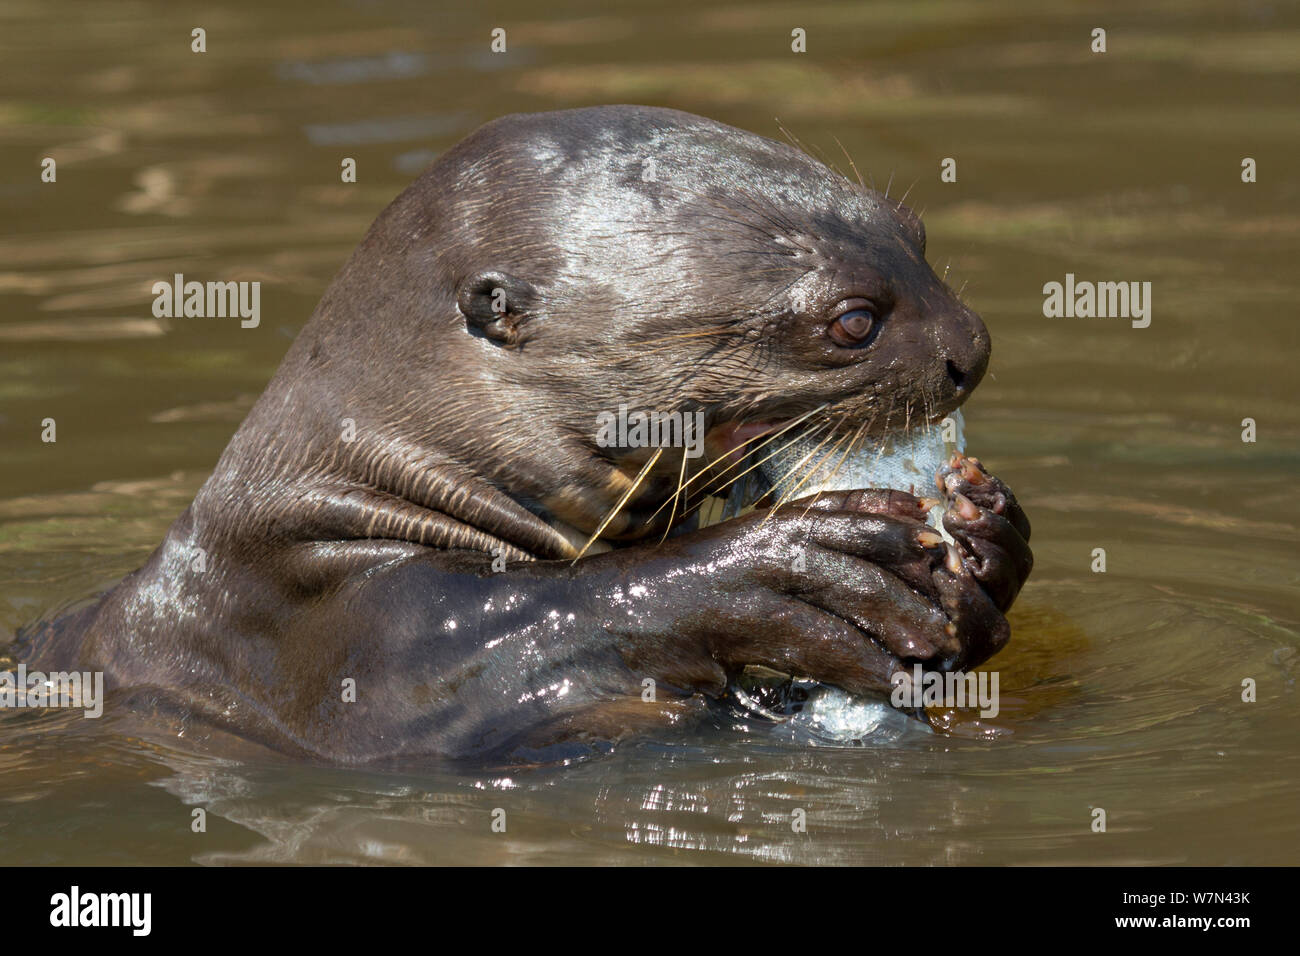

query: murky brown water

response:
[2,0,1297,864]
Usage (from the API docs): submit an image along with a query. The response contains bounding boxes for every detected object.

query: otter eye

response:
[828,301,877,347]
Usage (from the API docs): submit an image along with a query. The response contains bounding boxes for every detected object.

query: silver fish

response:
[727,410,968,742]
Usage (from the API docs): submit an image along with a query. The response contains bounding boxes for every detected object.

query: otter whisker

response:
[774,117,814,161]
[689,415,833,505]
[831,134,866,190]
[572,448,664,564]
[761,418,850,522]
[797,139,847,182]
[788,423,851,518]
[657,446,691,546]
[798,416,870,519]
[670,419,835,529]
[760,429,843,521]
[769,122,855,196]
[631,326,738,347]
[641,402,831,526]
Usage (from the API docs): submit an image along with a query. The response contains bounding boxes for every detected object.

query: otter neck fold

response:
[276,435,715,562]
[214,428,579,562]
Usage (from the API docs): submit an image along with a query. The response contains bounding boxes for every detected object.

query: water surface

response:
[1,0,1297,864]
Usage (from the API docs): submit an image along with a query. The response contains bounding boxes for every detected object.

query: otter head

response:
[290,106,990,556]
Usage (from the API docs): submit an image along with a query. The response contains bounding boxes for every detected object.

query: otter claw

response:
[944,543,963,574]
[916,530,945,549]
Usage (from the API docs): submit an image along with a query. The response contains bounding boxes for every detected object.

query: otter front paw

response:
[933,452,1033,624]
[937,452,1031,543]
[592,489,948,698]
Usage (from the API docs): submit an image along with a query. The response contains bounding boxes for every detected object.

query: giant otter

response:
[25,106,1031,761]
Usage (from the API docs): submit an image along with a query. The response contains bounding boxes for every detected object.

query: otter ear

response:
[456,270,538,346]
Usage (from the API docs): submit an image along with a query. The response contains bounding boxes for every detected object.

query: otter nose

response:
[939,305,990,396]
[946,359,971,393]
